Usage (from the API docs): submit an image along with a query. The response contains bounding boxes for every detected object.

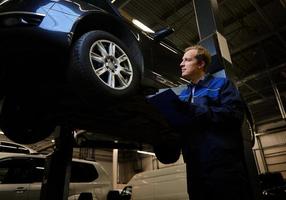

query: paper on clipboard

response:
[146,89,190,128]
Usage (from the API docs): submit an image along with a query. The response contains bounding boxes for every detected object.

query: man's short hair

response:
[185,45,211,70]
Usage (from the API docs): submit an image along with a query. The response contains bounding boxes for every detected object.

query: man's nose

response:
[180,61,184,67]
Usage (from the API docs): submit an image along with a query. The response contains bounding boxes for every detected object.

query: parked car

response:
[259,172,286,200]
[124,164,188,200]
[0,140,38,154]
[0,152,112,200]
[107,186,132,200]
[0,0,184,150]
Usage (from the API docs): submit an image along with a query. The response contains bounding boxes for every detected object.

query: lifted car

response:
[0,0,184,163]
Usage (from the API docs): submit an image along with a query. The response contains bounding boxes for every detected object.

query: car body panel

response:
[27,183,41,200]
[0,153,112,200]
[0,183,29,200]
[128,164,188,200]
[0,0,54,15]
[0,141,38,154]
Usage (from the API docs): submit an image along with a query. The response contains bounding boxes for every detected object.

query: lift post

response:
[192,1,261,199]
[40,126,74,200]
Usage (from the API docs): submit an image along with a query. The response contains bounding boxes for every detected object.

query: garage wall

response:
[117,154,154,184]
[74,147,114,178]
[253,126,286,178]
[119,160,137,184]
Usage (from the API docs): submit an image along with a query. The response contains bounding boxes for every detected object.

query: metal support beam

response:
[192,0,232,74]
[237,62,286,87]
[192,2,261,200]
[249,0,286,50]
[255,135,269,173]
[161,0,190,20]
[231,25,286,56]
[112,149,118,189]
[113,0,132,9]
[242,83,266,99]
[247,92,286,106]
[192,0,224,39]
[271,79,286,119]
[40,126,74,200]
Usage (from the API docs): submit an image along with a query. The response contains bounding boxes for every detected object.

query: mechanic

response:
[177,45,253,200]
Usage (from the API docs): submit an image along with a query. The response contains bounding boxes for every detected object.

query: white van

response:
[126,164,188,200]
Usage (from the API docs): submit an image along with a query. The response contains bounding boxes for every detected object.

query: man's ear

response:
[198,60,206,69]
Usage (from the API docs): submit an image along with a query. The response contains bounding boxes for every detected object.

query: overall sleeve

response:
[187,79,244,125]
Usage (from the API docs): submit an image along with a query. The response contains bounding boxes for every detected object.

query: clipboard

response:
[146,89,191,128]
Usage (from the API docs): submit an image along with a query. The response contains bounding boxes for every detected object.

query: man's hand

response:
[172,99,195,114]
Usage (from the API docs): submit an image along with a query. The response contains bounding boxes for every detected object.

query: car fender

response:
[47,1,144,76]
[71,11,144,78]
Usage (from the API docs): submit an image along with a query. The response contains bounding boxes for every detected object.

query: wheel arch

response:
[71,13,144,77]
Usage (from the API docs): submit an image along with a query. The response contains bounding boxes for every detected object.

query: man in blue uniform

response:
[178,45,253,200]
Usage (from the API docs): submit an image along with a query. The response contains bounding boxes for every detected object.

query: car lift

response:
[40,126,74,200]
[38,94,173,200]
[38,1,260,199]
[39,125,140,200]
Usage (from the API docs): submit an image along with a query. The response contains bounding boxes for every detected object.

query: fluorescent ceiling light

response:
[36,166,45,170]
[132,19,154,33]
[137,150,155,156]
[111,0,116,3]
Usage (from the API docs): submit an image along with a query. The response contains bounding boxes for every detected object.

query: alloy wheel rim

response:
[89,39,133,90]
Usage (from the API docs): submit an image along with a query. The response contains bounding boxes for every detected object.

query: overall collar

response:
[189,73,212,87]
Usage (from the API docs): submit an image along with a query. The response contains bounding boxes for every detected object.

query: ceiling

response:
[113,0,286,131]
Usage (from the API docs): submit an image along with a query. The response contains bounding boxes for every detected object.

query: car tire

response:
[107,190,121,200]
[78,192,93,200]
[0,66,6,101]
[154,142,181,164]
[68,30,140,100]
[0,95,55,144]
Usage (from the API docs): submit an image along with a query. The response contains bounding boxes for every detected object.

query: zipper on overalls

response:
[191,86,195,103]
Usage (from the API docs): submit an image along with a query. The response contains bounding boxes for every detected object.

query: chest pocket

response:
[194,88,220,106]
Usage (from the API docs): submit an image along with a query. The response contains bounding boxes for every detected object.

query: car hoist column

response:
[191,1,261,200]
[40,126,74,200]
[192,0,232,75]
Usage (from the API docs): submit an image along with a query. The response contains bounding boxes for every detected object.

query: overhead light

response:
[36,166,45,170]
[137,150,155,156]
[132,19,154,33]
[111,0,116,3]
[0,0,9,6]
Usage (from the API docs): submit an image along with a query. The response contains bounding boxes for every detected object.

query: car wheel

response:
[68,30,140,100]
[0,66,6,101]
[107,191,121,200]
[0,95,55,144]
[153,142,181,164]
[78,192,93,200]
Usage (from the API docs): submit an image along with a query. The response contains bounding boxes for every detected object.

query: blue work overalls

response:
[178,74,253,200]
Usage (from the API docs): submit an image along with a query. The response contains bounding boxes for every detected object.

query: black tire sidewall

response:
[69,30,140,99]
[0,95,55,144]
[154,143,181,164]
